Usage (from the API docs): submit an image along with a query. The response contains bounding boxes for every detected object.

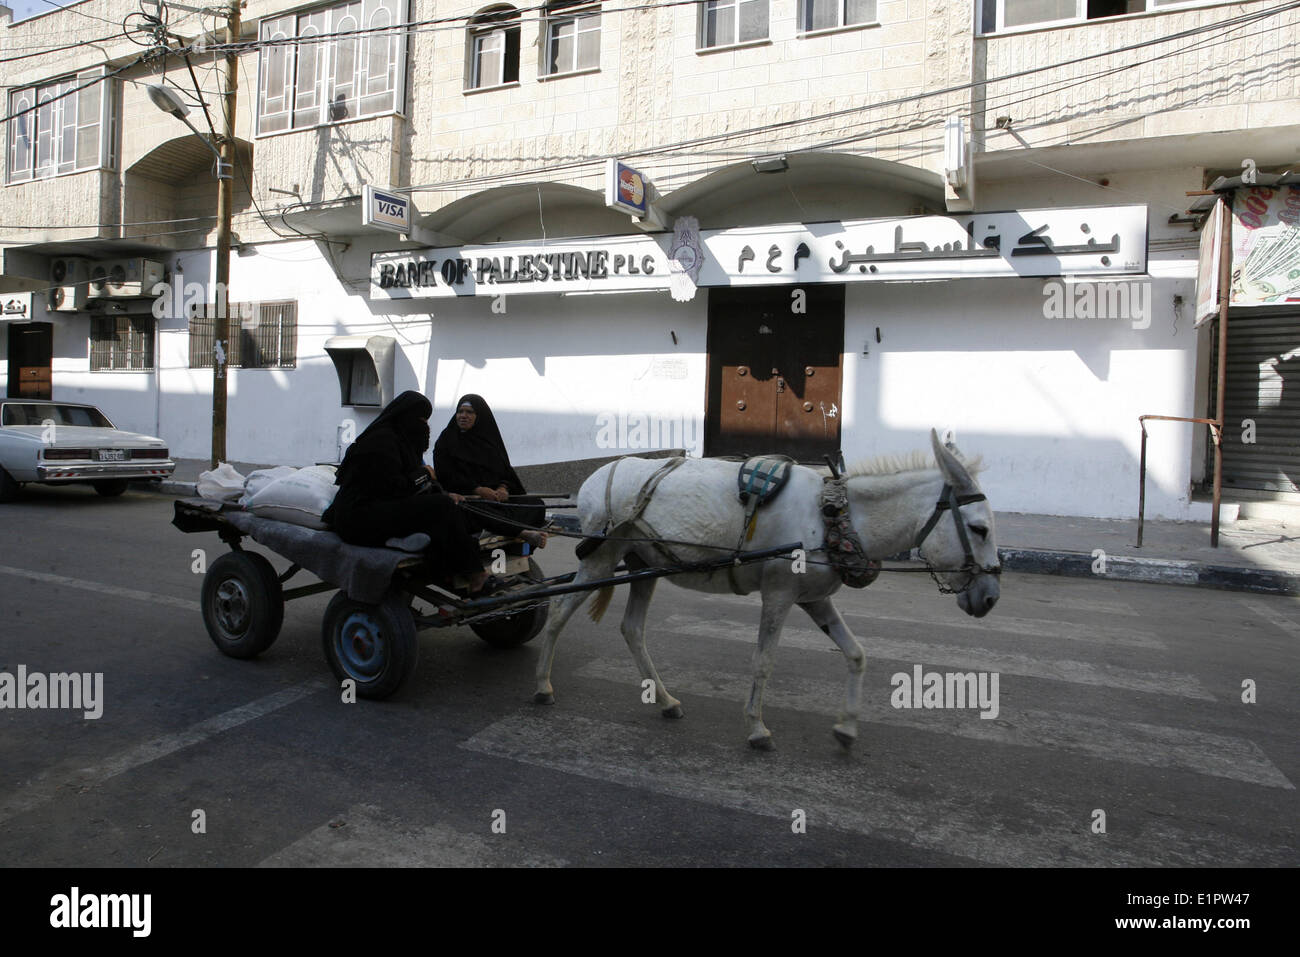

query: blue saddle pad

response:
[737,455,795,507]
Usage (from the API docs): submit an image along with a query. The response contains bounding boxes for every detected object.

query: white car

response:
[0,400,175,501]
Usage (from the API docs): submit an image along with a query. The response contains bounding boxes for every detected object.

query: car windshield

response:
[1,404,114,428]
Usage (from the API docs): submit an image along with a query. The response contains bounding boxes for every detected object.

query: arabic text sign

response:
[370,206,1148,299]
[1,293,32,319]
[1230,186,1300,306]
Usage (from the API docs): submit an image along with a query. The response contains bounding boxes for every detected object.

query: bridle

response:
[914,484,1002,595]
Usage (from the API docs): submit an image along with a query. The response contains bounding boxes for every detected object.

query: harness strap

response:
[605,456,688,567]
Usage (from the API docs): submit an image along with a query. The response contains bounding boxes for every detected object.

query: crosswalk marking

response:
[0,679,328,826]
[575,658,1292,789]
[0,563,201,612]
[462,711,1280,866]
[1237,595,1300,639]
[259,803,568,867]
[662,615,1214,700]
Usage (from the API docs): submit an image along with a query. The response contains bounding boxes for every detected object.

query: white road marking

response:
[1237,595,1300,639]
[0,563,200,612]
[661,616,1213,699]
[0,679,328,826]
[576,659,1293,789]
[259,803,568,867]
[462,712,1278,866]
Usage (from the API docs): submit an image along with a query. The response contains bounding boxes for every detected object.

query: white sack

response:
[197,463,247,503]
[242,464,338,529]
[240,466,298,505]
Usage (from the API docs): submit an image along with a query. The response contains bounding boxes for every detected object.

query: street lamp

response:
[144,0,240,468]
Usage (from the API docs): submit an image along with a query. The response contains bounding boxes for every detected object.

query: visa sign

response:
[363,184,412,233]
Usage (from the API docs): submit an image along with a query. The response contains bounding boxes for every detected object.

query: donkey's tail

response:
[588,585,616,623]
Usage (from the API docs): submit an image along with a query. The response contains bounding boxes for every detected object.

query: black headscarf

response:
[433,393,524,496]
[329,391,433,508]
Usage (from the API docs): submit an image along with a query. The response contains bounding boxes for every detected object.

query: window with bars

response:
[90,317,155,371]
[7,68,117,183]
[699,0,769,49]
[257,0,405,135]
[468,6,522,89]
[799,0,876,33]
[544,2,601,77]
[188,302,298,369]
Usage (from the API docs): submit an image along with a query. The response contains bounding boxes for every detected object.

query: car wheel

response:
[93,479,129,497]
[0,467,19,503]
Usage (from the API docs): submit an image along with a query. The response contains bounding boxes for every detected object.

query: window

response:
[7,69,116,183]
[90,317,154,371]
[468,6,522,89]
[257,0,405,135]
[544,2,601,76]
[980,0,1207,33]
[800,0,875,33]
[188,302,298,369]
[699,0,769,49]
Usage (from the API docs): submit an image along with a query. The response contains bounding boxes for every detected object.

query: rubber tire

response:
[321,591,419,700]
[201,550,285,659]
[470,557,550,649]
[0,467,20,503]
[93,479,129,497]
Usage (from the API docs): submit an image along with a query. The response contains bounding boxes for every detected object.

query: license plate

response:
[96,449,127,462]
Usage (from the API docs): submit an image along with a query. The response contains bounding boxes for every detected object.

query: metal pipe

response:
[1135,415,1221,548]
[1210,196,1234,547]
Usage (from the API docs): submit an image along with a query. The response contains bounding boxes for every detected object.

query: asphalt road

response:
[1,484,1297,868]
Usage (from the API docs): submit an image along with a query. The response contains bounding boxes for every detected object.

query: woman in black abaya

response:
[323,391,497,593]
[433,394,548,548]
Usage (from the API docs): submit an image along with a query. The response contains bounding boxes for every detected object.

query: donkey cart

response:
[172,496,799,701]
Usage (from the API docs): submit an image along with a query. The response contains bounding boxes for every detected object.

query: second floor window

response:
[800,0,876,33]
[7,69,117,184]
[544,2,601,76]
[257,0,405,135]
[980,0,1206,33]
[699,0,769,50]
[468,7,522,89]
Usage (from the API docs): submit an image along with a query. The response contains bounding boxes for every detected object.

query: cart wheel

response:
[321,591,419,699]
[93,479,129,497]
[201,551,285,659]
[470,557,550,649]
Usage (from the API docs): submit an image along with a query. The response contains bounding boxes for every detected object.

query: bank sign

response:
[370,206,1148,299]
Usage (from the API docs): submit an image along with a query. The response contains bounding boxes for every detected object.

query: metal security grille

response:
[1209,311,1300,492]
[189,301,297,369]
[90,316,155,371]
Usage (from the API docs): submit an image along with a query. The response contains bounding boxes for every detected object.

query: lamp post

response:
[147,0,240,468]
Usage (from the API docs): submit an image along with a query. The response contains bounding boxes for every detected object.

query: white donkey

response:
[533,429,1001,749]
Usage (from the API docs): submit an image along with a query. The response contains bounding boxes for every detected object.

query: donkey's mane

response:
[844,449,984,478]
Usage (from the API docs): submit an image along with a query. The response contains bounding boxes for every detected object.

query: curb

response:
[998,547,1300,597]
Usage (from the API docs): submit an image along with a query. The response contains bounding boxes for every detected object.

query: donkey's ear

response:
[931,428,976,491]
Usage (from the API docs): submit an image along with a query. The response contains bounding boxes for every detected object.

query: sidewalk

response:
[142,459,1300,597]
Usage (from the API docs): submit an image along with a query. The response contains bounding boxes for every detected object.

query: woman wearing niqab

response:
[323,391,494,591]
[433,394,547,546]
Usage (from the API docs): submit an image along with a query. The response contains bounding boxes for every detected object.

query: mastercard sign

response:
[605,159,651,217]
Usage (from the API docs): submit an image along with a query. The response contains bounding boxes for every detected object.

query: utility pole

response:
[211,0,240,468]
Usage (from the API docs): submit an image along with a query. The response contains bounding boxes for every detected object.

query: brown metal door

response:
[706,285,843,461]
[8,322,52,399]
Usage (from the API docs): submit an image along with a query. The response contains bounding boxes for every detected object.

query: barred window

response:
[90,316,155,371]
[189,301,298,369]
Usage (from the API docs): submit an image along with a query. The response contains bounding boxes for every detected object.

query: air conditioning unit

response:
[89,258,166,298]
[47,257,91,312]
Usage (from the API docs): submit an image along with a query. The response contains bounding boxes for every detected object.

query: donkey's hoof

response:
[533,691,555,706]
[832,723,858,749]
[661,703,684,719]
[747,731,775,751]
